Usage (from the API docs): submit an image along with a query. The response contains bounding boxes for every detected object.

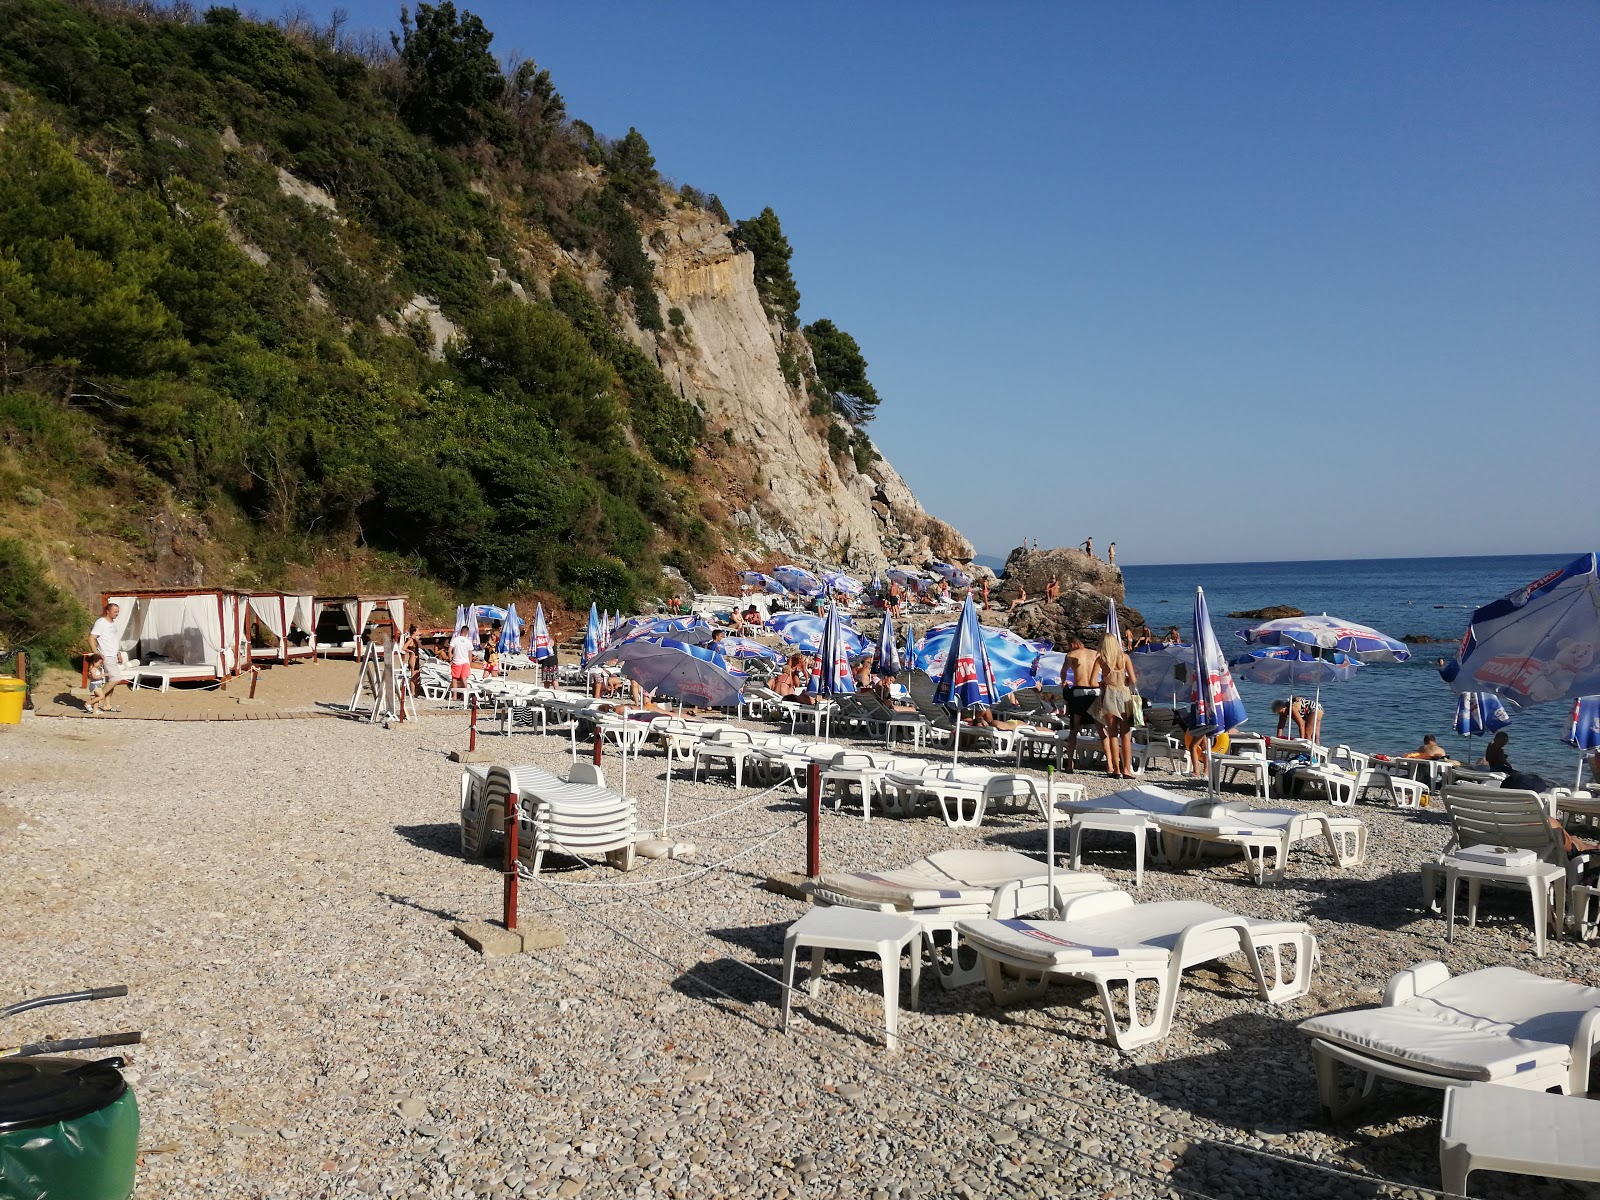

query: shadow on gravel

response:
[707,920,788,957]
[672,957,780,1023]
[1297,870,1459,933]
[396,821,467,857]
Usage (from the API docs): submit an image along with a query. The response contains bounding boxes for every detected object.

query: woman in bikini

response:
[1091,634,1139,777]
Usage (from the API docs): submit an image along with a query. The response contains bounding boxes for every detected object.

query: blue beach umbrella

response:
[774,565,823,596]
[1566,695,1600,790]
[1190,587,1247,757]
[1106,597,1121,648]
[583,603,601,666]
[930,561,972,588]
[1030,651,1067,689]
[932,593,1001,763]
[771,613,869,657]
[1442,553,1600,712]
[823,571,865,596]
[467,604,482,647]
[498,603,521,653]
[874,611,902,677]
[913,621,1051,699]
[529,604,553,662]
[904,618,915,669]
[808,601,858,699]
[1240,613,1411,664]
[589,636,744,709]
[1230,646,1362,688]
[886,568,921,587]
[615,615,707,645]
[1131,643,1193,706]
[740,571,786,594]
[1453,691,1512,776]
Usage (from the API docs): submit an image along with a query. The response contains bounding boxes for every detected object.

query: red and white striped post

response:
[502,791,519,932]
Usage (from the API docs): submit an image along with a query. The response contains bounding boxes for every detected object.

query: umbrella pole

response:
[1045,764,1056,914]
[1578,750,1586,794]
[660,755,673,837]
[952,709,961,765]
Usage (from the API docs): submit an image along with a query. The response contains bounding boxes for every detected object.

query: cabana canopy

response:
[100,588,251,682]
[247,593,316,662]
[311,595,407,656]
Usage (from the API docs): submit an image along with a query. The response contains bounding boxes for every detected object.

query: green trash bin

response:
[0,678,24,725]
[0,1056,139,1200]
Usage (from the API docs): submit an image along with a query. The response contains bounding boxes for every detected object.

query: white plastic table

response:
[781,907,921,1051]
[1438,855,1567,957]
[1208,754,1270,801]
[1441,1082,1600,1197]
[1069,811,1154,888]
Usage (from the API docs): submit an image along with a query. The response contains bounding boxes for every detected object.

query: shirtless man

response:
[1044,576,1061,602]
[1061,636,1103,773]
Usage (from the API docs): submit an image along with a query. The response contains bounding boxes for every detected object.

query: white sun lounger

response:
[1152,803,1367,885]
[807,850,1115,989]
[1298,961,1600,1118]
[958,889,1317,1050]
[881,764,1045,828]
[1440,1083,1600,1197]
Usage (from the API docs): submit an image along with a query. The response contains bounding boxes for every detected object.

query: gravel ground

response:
[2,700,1597,1200]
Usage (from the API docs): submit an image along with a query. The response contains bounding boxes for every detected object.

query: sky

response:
[311,1,1598,565]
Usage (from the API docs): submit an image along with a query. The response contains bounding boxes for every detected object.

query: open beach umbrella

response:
[930,561,972,589]
[582,603,601,666]
[1442,553,1600,711]
[873,611,902,677]
[1453,691,1512,773]
[1132,643,1193,707]
[615,615,707,645]
[774,565,823,596]
[913,621,1052,699]
[712,635,783,662]
[589,636,745,833]
[932,594,1001,763]
[770,613,869,657]
[1239,613,1411,664]
[740,571,786,595]
[807,601,857,699]
[1567,696,1600,791]
[1229,646,1361,688]
[886,567,921,587]
[529,604,553,662]
[823,571,865,596]
[1191,588,1247,795]
[1030,651,1067,689]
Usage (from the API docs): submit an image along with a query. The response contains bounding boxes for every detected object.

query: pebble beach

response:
[3,681,1597,1200]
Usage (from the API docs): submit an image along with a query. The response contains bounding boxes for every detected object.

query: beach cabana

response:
[99,587,251,687]
[247,593,316,663]
[311,595,407,657]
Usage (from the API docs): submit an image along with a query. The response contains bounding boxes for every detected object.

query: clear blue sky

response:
[316,1,1598,565]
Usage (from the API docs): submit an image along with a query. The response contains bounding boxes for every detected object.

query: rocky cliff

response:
[995,546,1145,648]
[627,211,972,571]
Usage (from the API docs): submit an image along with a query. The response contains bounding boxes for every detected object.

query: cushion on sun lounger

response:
[811,872,994,909]
[811,850,1108,911]
[958,900,1245,967]
[1299,1008,1571,1082]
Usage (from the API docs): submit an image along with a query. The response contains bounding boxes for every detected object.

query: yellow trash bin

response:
[0,677,26,724]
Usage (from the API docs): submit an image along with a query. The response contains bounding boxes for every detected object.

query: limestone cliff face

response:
[621,210,972,570]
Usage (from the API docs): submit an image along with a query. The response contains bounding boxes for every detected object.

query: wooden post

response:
[593,729,603,767]
[806,762,822,878]
[502,791,519,932]
[248,668,260,700]
[469,694,478,752]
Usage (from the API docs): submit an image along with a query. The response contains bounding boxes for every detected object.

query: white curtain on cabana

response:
[285,594,315,655]
[109,594,227,674]
[388,598,406,634]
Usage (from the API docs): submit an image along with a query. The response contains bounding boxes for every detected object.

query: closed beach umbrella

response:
[454,604,467,637]
[467,604,482,647]
[1240,613,1411,664]
[808,600,857,699]
[1190,588,1248,780]
[498,603,521,653]
[932,594,1001,763]
[1132,643,1193,707]
[874,611,902,677]
[1442,552,1600,711]
[1106,597,1121,647]
[583,603,601,666]
[774,565,823,596]
[1566,695,1600,790]
[1453,690,1512,776]
[529,603,553,662]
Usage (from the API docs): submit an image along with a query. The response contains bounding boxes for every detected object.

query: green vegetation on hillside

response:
[0,0,893,658]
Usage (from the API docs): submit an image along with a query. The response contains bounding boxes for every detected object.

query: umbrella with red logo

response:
[932,593,1000,763]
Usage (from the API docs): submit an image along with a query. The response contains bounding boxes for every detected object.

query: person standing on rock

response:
[86,602,131,714]
[1108,542,1117,567]
[1081,536,1094,558]
[1044,576,1060,602]
[1061,637,1102,773]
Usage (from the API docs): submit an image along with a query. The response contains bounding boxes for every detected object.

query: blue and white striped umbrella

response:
[1191,587,1247,738]
[1454,692,1513,737]
[1442,553,1600,711]
[886,568,922,587]
[1106,597,1121,647]
[931,594,1001,763]
[808,600,857,698]
[873,612,902,677]
[774,565,823,596]
[529,603,553,662]
[614,615,707,645]
[1240,613,1410,664]
[454,604,468,639]
[770,612,869,657]
[498,603,522,653]
[583,603,601,666]
[913,620,1051,699]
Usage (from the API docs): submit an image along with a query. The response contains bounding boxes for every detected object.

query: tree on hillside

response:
[608,127,661,212]
[393,2,511,148]
[803,318,880,424]
[734,207,801,330]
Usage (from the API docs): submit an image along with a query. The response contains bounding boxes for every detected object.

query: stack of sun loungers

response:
[459,761,636,874]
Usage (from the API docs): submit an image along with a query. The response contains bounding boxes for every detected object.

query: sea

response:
[1119,553,1588,784]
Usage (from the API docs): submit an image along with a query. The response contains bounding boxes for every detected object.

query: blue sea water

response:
[1119,553,1589,783]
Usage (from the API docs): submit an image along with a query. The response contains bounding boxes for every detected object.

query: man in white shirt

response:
[87,602,130,714]
[448,624,475,703]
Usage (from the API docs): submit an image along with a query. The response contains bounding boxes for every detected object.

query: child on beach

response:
[85,653,107,713]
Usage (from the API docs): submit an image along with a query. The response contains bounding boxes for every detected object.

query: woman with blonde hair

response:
[1092,633,1139,778]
